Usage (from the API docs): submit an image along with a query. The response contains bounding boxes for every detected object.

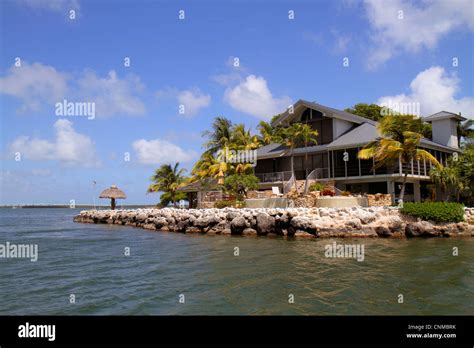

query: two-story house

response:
[254,99,465,203]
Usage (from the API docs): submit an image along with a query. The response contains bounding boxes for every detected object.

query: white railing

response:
[304,168,330,194]
[283,173,296,194]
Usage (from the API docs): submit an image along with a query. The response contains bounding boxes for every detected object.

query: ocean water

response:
[0,208,473,315]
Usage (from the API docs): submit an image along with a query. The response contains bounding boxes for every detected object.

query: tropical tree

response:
[431,143,474,203]
[429,165,459,201]
[294,123,319,171]
[345,103,384,122]
[458,119,474,144]
[257,120,277,145]
[223,174,259,201]
[193,117,259,184]
[231,123,259,150]
[203,117,233,155]
[273,123,318,191]
[147,163,187,207]
[358,115,440,203]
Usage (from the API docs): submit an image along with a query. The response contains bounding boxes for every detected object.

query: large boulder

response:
[256,213,275,235]
[405,221,437,237]
[242,228,257,236]
[230,216,247,234]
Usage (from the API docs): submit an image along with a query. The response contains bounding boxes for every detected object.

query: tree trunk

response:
[111,198,116,210]
[399,171,408,204]
[290,148,297,192]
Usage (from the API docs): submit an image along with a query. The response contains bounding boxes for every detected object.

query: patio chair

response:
[272,186,283,197]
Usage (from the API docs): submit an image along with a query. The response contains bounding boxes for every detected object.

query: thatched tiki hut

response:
[99,185,126,210]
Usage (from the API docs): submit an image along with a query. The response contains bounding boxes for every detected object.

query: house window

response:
[301,108,323,122]
[346,148,359,176]
[334,150,346,177]
[298,108,333,145]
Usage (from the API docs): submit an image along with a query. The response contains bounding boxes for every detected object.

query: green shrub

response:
[309,182,325,192]
[214,200,235,209]
[400,202,464,223]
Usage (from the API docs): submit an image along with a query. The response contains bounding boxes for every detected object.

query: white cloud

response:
[132,139,196,165]
[364,0,474,68]
[224,75,292,120]
[17,0,80,12]
[177,89,211,116]
[332,32,351,53]
[377,66,474,118]
[77,70,146,117]
[0,62,69,112]
[156,87,210,117]
[9,119,100,167]
[0,63,146,117]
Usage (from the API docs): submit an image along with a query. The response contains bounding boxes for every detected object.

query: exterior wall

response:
[333,118,353,139]
[431,119,459,148]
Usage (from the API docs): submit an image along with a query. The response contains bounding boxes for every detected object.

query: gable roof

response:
[327,123,378,149]
[272,99,378,127]
[423,111,466,122]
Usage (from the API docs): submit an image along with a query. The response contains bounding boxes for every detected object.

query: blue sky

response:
[0,0,473,205]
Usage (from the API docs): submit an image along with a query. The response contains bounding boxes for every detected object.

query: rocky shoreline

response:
[73,207,474,238]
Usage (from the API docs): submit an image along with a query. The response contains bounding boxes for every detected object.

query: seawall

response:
[73,207,474,238]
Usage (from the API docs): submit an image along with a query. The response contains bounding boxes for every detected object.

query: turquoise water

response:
[0,208,473,315]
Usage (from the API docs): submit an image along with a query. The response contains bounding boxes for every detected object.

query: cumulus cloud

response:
[177,89,211,116]
[377,66,474,118]
[132,139,196,165]
[224,75,292,120]
[364,0,474,69]
[77,70,146,117]
[0,62,146,117]
[9,119,100,167]
[0,62,69,112]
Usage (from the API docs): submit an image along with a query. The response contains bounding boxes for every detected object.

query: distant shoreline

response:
[0,205,157,209]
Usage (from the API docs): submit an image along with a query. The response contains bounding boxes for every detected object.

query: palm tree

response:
[430,152,471,202]
[203,117,233,155]
[194,117,260,184]
[294,123,319,173]
[273,123,318,191]
[429,165,452,201]
[358,115,440,203]
[257,120,276,145]
[231,124,259,150]
[147,163,187,207]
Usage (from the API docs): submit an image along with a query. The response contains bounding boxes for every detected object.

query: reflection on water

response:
[0,208,473,315]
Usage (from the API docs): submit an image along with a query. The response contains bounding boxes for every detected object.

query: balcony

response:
[255,168,330,183]
[255,171,293,183]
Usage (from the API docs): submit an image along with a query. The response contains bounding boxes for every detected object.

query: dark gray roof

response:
[423,111,466,122]
[326,122,457,152]
[272,99,378,126]
[256,143,287,158]
[256,142,328,159]
[327,123,379,149]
